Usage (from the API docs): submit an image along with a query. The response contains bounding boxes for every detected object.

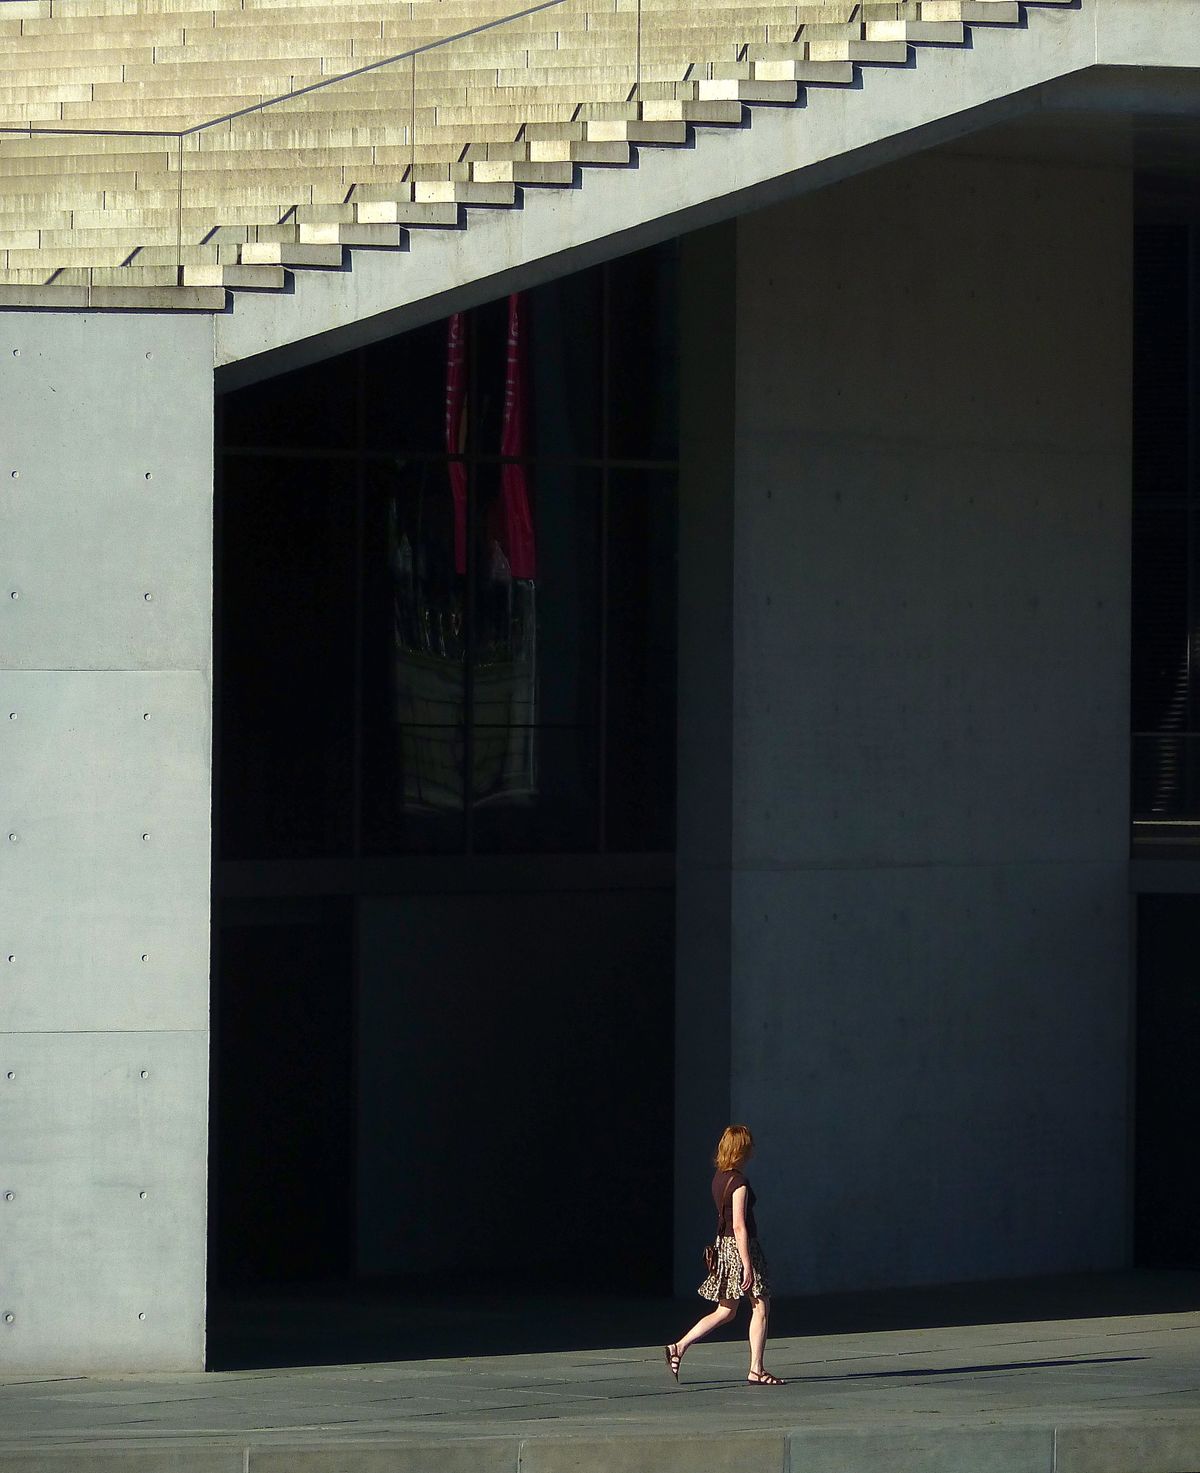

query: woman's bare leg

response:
[672,1299,737,1360]
[748,1294,770,1375]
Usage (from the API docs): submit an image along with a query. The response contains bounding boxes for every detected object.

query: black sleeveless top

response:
[712,1168,758,1238]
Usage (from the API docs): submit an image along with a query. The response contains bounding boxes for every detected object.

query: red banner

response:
[499,292,536,580]
[445,310,468,576]
[445,297,535,581]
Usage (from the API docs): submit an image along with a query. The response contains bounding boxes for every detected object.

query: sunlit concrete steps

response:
[0,0,1028,127]
[0,0,1073,310]
[0,0,1006,126]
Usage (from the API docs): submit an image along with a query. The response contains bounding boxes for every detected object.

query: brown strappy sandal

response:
[663,1343,682,1380]
[747,1369,786,1385]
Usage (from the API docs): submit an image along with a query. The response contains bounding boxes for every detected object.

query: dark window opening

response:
[1133,189,1200,1273]
[1136,895,1200,1268]
[1132,206,1200,851]
[208,246,679,1367]
[219,259,677,862]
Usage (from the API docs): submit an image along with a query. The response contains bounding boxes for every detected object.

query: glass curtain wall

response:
[217,245,679,862]
[1132,201,1200,850]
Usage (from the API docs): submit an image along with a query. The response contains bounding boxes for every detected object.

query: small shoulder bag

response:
[703,1175,736,1275]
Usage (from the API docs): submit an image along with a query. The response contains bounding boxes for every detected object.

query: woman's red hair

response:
[714,1124,754,1173]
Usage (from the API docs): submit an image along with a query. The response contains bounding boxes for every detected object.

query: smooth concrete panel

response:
[729,438,1128,869]
[1054,1423,1200,1473]
[0,671,210,1033]
[732,862,1129,1292]
[787,1427,1055,1473]
[1,313,214,1370]
[1097,0,1200,68]
[251,1447,519,1473]
[0,313,213,672]
[519,1436,787,1473]
[733,155,1129,456]
[0,1458,243,1473]
[0,1030,209,1370]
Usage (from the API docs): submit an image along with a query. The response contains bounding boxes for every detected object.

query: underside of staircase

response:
[0,0,1073,314]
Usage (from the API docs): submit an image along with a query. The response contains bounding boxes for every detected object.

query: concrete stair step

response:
[696,77,799,102]
[18,8,225,34]
[83,263,194,286]
[0,280,226,307]
[0,150,174,178]
[181,262,288,287]
[640,98,744,124]
[807,38,910,61]
[239,239,344,265]
[469,159,575,184]
[32,224,187,246]
[528,139,631,163]
[413,178,517,204]
[3,245,134,268]
[431,104,582,126]
[584,118,689,143]
[749,57,857,81]
[345,199,460,224]
[576,101,645,120]
[0,169,144,195]
[0,45,159,69]
[298,219,403,245]
[919,1,1020,19]
[865,18,966,42]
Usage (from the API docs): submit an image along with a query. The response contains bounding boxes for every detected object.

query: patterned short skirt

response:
[697,1234,771,1303]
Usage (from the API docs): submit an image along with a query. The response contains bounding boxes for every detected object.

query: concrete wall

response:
[677,151,1134,1294]
[0,314,214,1369]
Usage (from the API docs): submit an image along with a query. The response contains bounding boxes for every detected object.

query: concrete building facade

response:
[2,0,1199,1370]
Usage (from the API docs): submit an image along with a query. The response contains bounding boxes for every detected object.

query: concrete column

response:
[0,314,214,1369]
[718,152,1133,1293]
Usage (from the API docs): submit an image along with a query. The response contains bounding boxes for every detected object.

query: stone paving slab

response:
[3,1282,1200,1472]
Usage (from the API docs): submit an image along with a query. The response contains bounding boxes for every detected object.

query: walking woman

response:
[664,1124,785,1385]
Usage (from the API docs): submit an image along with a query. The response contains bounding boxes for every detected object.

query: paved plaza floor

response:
[3,1273,1200,1471]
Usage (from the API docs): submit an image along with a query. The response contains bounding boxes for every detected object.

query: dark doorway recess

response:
[208,245,679,1364]
[1135,895,1200,1267]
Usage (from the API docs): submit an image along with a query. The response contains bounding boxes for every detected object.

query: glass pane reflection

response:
[363,318,449,457]
[222,243,679,861]
[362,459,466,853]
[472,459,540,734]
[608,248,679,462]
[605,471,677,851]
[222,351,357,452]
[473,726,599,853]
[218,456,355,860]
[473,463,600,731]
